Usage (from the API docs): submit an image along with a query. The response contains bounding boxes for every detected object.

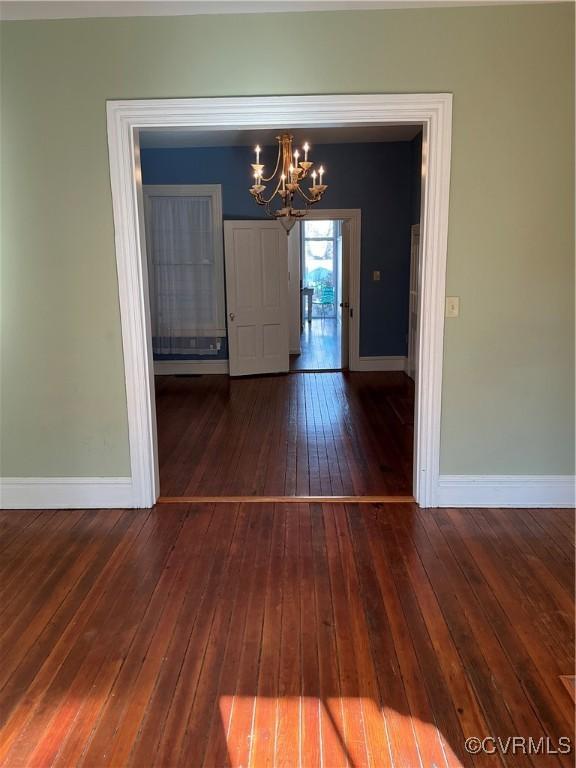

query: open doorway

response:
[106,94,453,507]
[140,126,421,499]
[291,219,344,371]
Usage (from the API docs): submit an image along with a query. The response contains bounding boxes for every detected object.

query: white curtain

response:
[146,194,223,357]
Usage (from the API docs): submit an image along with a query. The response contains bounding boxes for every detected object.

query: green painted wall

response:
[1,4,573,478]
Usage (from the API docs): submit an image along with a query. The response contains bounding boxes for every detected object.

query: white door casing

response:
[224,220,289,376]
[407,223,421,381]
[287,223,301,355]
[106,94,453,508]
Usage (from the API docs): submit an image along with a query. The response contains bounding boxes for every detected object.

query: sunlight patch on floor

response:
[219,695,463,768]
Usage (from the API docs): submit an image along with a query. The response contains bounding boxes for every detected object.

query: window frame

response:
[143,184,226,337]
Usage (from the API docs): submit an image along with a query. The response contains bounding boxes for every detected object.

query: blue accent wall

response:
[141,138,421,357]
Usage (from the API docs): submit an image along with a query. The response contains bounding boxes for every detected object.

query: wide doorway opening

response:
[138,124,421,500]
[106,94,453,507]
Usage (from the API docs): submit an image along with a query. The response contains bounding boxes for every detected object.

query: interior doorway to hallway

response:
[106,93,454,507]
[291,219,345,372]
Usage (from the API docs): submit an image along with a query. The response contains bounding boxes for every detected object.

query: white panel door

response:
[224,220,289,376]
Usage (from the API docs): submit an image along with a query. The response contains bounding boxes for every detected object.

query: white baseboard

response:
[352,355,407,372]
[4,474,572,511]
[0,477,135,509]
[154,360,229,375]
[436,475,576,508]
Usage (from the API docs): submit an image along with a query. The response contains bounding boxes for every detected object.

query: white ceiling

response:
[139,124,422,149]
[0,0,562,21]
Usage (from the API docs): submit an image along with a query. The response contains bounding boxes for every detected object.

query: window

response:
[301,219,342,319]
[143,185,225,358]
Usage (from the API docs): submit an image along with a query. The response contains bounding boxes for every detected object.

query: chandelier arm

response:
[260,176,285,206]
[261,142,282,183]
[296,185,319,205]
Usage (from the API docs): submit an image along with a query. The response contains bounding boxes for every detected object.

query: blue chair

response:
[313,284,335,318]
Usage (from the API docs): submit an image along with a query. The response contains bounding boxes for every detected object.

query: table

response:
[301,286,314,324]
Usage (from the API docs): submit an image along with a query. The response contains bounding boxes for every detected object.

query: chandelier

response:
[249,134,328,233]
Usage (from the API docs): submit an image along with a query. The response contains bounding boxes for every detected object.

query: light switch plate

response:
[445,296,460,317]
[373,270,381,281]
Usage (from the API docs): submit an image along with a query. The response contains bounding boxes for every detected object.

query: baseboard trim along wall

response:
[154,360,229,375]
[436,475,576,508]
[1,475,573,510]
[353,356,407,372]
[0,477,134,509]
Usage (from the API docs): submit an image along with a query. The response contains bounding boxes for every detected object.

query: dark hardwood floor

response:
[0,504,573,767]
[155,371,414,498]
[290,318,342,371]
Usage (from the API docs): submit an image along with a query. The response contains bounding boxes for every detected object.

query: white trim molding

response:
[0,477,134,510]
[437,475,576,508]
[353,355,407,372]
[107,93,453,508]
[154,360,229,375]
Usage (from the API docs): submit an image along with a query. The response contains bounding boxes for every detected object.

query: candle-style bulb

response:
[294,150,299,162]
[255,145,261,164]
[318,166,325,184]
[311,170,317,185]
[303,142,310,161]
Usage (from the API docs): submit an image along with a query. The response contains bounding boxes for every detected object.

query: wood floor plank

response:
[344,506,422,767]
[0,509,85,612]
[125,505,235,768]
[155,372,414,497]
[0,509,63,573]
[479,508,573,635]
[323,504,371,768]
[309,504,349,768]
[275,504,302,768]
[382,508,497,766]
[203,505,274,768]
[0,511,122,693]
[0,508,165,767]
[434,509,574,748]
[373,507,476,768]
[289,318,341,371]
[299,504,322,768]
[421,510,570,768]
[152,504,245,767]
[444,509,574,733]
[90,506,215,768]
[466,509,572,671]
[411,508,558,768]
[0,509,50,557]
[177,505,254,766]
[0,510,145,764]
[249,504,286,768]
[1,504,573,768]
[504,508,574,593]
[360,508,451,768]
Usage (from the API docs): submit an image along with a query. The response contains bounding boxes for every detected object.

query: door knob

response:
[340,302,349,308]
[229,312,235,321]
